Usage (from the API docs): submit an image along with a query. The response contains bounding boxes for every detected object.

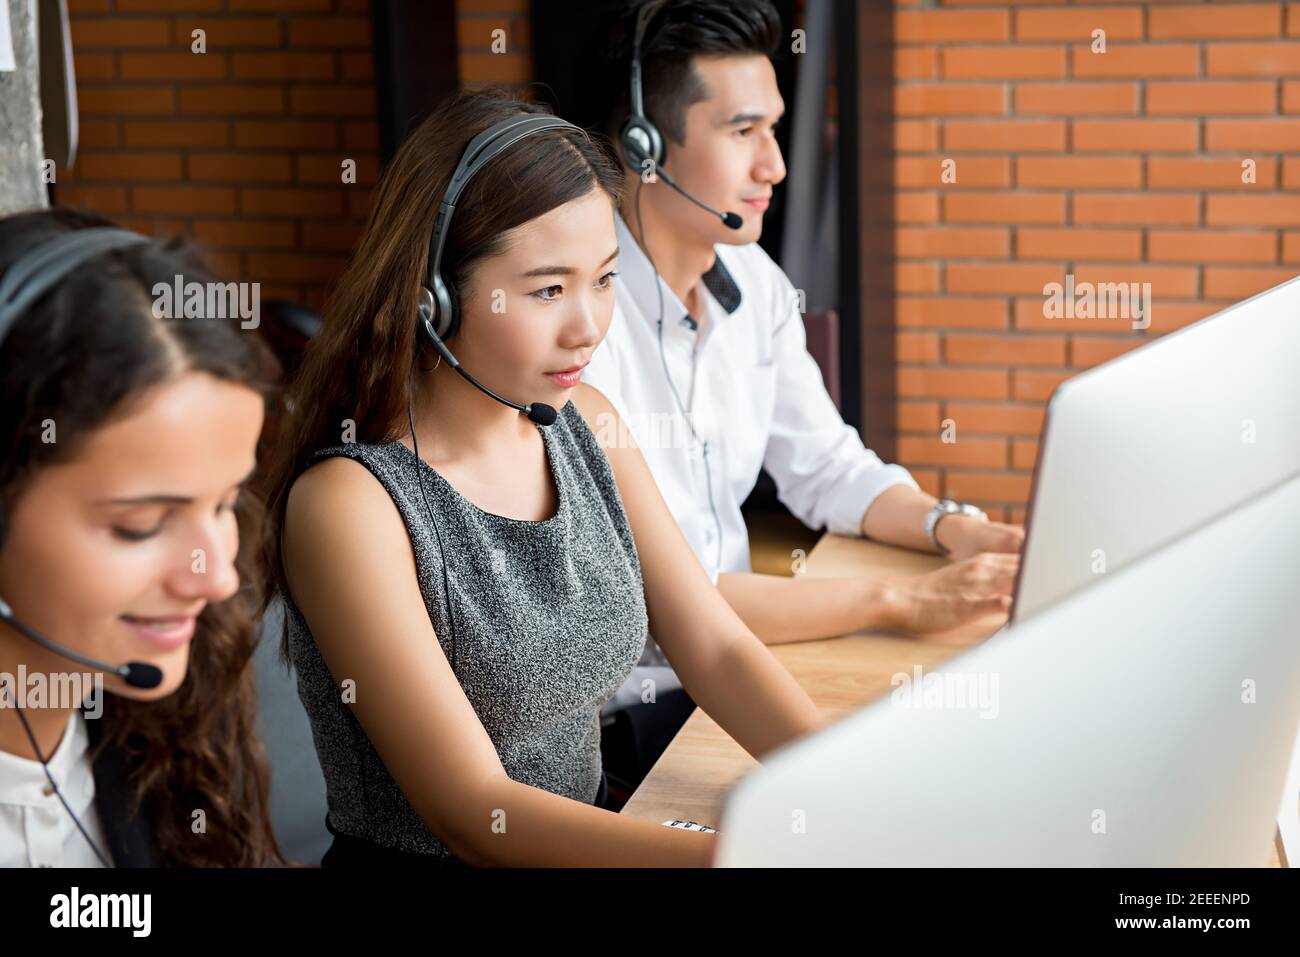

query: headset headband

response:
[425,114,582,292]
[0,227,149,350]
[629,0,669,121]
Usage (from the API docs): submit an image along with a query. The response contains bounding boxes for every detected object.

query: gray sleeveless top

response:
[282,400,648,859]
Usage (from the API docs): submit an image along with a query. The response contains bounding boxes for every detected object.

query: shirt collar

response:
[702,254,743,314]
[614,212,744,330]
[0,710,92,806]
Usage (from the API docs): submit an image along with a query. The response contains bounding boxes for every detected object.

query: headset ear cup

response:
[431,274,457,341]
[620,116,663,174]
[445,281,461,341]
[417,283,440,353]
[619,118,645,170]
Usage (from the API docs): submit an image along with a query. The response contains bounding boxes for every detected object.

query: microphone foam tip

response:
[528,403,559,427]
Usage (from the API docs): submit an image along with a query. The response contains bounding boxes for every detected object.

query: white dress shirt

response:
[586,213,916,705]
[0,710,112,867]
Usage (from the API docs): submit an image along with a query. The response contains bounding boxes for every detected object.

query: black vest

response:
[82,707,160,867]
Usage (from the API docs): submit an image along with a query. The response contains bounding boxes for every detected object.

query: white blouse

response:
[0,710,112,867]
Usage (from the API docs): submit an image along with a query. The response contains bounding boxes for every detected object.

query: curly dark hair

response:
[0,206,285,867]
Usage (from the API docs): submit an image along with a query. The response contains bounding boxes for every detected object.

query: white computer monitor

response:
[715,473,1300,866]
[1013,274,1300,623]
[1005,273,1300,864]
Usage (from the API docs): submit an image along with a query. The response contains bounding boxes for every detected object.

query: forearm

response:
[452,778,715,867]
[859,484,978,553]
[859,484,941,552]
[860,484,1021,560]
[682,633,828,764]
[716,571,893,646]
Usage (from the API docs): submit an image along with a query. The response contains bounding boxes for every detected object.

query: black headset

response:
[414,112,592,429]
[0,225,172,868]
[419,113,580,345]
[618,0,743,231]
[619,0,670,174]
[0,227,163,692]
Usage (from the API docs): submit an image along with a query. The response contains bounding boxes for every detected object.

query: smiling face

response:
[0,370,264,701]
[650,53,787,247]
[452,187,621,400]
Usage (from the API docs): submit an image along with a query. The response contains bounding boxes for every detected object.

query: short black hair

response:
[590,0,783,148]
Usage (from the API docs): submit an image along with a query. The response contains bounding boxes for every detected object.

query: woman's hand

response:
[878,552,1019,636]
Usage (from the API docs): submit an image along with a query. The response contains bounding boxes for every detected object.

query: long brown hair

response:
[0,207,284,867]
[258,89,624,656]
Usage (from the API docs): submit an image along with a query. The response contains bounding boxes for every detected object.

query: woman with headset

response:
[261,88,828,867]
[0,208,283,867]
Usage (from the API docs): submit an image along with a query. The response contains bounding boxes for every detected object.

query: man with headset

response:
[570,0,1025,796]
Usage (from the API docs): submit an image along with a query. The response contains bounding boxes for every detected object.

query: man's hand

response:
[879,553,1019,636]
[935,515,1025,562]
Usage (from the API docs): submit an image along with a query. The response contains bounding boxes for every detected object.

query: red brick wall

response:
[56,0,535,314]
[892,0,1300,522]
[59,0,379,315]
[457,0,532,87]
[57,1,1293,525]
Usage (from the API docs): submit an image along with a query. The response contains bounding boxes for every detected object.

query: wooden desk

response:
[621,533,1284,867]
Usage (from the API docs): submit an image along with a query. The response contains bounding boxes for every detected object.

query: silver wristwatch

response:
[924,499,988,554]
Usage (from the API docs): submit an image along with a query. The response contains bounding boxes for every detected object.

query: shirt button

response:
[42,782,55,796]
